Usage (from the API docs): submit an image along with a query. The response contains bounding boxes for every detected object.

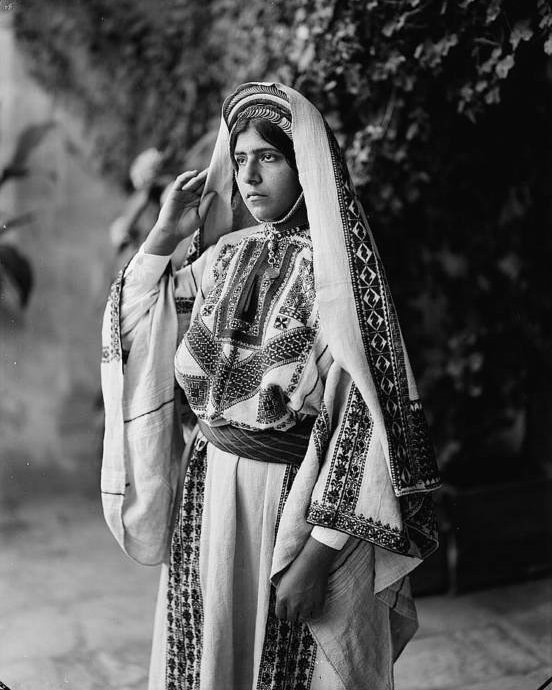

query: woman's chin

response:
[245,202,275,222]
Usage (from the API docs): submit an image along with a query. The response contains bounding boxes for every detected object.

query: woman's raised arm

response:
[144,169,215,256]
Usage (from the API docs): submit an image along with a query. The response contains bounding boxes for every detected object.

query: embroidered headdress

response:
[224,83,293,139]
[203,82,440,500]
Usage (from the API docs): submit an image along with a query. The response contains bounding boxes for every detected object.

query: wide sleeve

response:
[271,358,438,593]
[120,242,215,351]
[101,260,181,565]
[311,362,440,589]
[100,238,215,565]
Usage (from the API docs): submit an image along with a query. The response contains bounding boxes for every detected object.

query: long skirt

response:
[148,435,396,690]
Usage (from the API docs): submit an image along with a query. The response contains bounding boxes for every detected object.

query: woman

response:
[101,82,440,690]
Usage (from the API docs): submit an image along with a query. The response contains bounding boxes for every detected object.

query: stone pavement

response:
[0,494,550,690]
[0,495,159,690]
[394,577,551,690]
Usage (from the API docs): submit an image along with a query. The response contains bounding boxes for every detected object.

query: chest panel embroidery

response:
[177,231,319,423]
[213,238,297,348]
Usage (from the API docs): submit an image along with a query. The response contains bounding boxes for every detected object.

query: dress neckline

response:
[254,222,310,240]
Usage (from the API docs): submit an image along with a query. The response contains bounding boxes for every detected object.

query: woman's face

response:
[233,126,302,222]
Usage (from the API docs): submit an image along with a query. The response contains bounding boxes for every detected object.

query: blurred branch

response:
[0,121,56,187]
[0,212,35,235]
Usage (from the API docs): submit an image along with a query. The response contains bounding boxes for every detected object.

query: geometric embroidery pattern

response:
[308,492,439,560]
[183,319,316,420]
[165,436,319,689]
[101,268,125,364]
[257,386,288,425]
[214,241,285,346]
[306,381,439,557]
[308,500,411,554]
[408,400,438,485]
[184,228,202,266]
[166,438,208,689]
[280,257,316,324]
[256,465,318,690]
[400,491,440,558]
[274,315,289,330]
[201,242,241,317]
[321,384,373,514]
[175,296,195,314]
[214,231,308,348]
[312,402,331,463]
[325,123,439,496]
[178,229,318,427]
[180,375,209,412]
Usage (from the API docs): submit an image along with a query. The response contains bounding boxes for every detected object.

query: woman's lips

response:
[247,193,267,202]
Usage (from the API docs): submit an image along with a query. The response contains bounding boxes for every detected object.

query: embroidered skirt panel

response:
[148,437,396,690]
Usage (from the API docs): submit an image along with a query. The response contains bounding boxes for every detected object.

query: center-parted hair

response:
[224,83,296,174]
[229,117,297,173]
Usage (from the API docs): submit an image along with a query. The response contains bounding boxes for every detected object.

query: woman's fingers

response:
[275,585,327,621]
[173,170,198,188]
[194,168,209,182]
[185,173,208,197]
[175,168,208,193]
[275,596,311,622]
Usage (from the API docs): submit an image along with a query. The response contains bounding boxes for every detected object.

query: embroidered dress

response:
[174,225,325,429]
[100,82,440,690]
[117,226,415,690]
[155,444,371,690]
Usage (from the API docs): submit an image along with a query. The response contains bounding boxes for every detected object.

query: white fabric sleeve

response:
[119,246,172,349]
[311,525,349,551]
[123,245,172,297]
[120,243,216,350]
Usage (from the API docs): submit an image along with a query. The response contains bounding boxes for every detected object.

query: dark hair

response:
[229,117,297,172]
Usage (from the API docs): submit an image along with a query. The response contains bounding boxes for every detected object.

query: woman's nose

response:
[244,158,261,184]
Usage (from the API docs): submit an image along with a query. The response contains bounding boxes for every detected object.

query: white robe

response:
[102,227,421,690]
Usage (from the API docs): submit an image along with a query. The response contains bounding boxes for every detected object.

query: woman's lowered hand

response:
[144,169,216,256]
[274,536,338,622]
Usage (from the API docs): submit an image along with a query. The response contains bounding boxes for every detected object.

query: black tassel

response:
[240,273,261,322]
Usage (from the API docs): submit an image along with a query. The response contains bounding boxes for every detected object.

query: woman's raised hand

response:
[144,169,216,256]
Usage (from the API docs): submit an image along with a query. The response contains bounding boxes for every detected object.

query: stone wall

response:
[0,13,125,501]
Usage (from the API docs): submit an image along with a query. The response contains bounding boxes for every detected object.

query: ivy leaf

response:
[382,14,406,38]
[480,46,502,74]
[486,0,502,24]
[495,54,515,79]
[510,20,533,50]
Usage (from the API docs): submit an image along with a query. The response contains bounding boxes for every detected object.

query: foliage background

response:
[13,0,552,484]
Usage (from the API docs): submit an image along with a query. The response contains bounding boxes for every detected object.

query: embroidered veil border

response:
[202,82,440,500]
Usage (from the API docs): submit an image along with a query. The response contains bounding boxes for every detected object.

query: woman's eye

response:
[235,156,246,166]
[261,152,276,162]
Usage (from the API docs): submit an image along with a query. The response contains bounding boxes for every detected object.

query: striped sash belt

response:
[197,418,315,467]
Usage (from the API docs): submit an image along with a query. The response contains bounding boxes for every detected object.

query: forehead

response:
[233,127,275,153]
